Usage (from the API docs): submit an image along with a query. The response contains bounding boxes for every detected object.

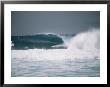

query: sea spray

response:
[68,29,100,50]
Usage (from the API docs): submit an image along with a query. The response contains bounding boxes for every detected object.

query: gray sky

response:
[11,11,100,36]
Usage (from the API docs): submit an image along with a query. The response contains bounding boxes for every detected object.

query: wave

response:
[11,33,64,49]
[12,29,100,60]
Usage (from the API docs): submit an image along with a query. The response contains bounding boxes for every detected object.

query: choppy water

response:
[11,58,100,77]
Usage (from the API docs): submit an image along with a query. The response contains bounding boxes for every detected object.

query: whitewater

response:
[11,29,100,77]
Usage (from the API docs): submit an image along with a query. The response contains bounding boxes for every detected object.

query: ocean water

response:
[11,29,100,77]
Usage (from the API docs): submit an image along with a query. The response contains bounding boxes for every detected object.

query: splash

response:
[68,29,100,50]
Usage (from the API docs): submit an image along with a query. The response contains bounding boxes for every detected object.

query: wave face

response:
[12,29,100,60]
[11,34,64,49]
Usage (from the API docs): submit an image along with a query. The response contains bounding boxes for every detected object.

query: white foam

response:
[11,41,14,47]
[12,29,100,61]
[68,29,100,50]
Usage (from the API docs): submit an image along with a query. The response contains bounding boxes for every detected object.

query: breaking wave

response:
[12,29,100,60]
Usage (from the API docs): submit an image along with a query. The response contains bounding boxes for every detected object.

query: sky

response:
[11,11,100,36]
